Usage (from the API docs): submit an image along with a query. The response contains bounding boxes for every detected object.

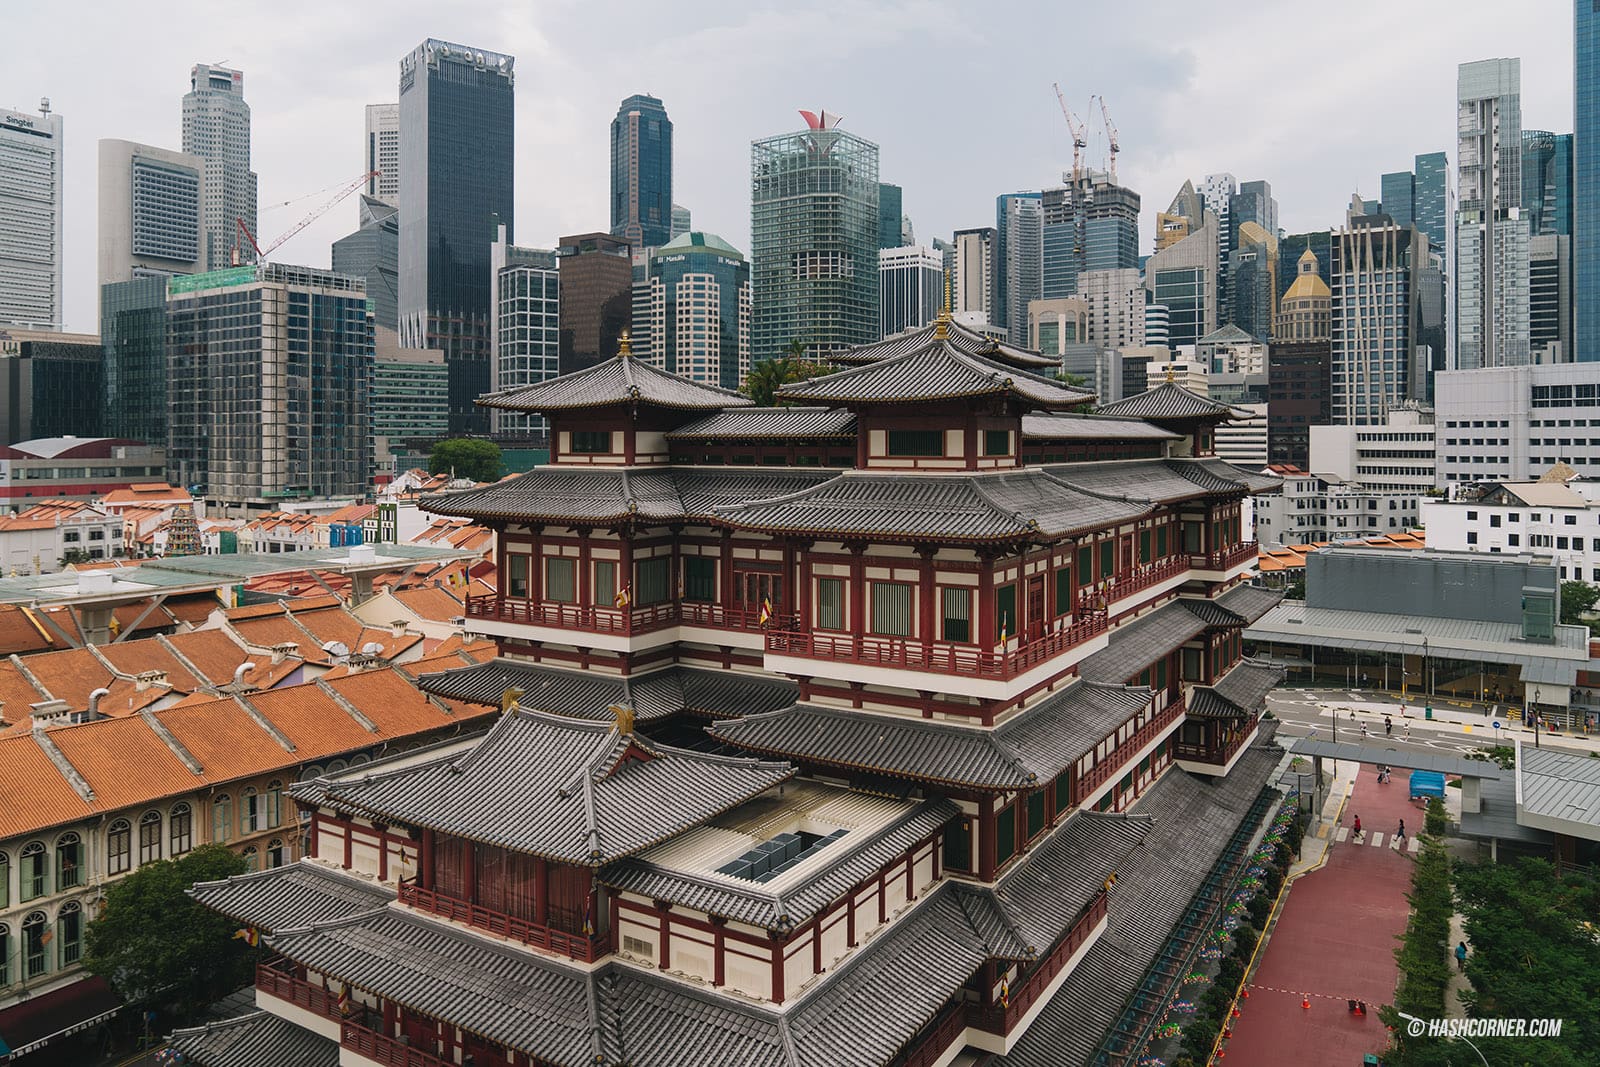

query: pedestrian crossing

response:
[1332,826,1421,852]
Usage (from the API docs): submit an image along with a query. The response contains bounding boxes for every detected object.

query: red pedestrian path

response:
[1221,765,1425,1067]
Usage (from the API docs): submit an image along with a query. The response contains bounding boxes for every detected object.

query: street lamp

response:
[1533,687,1541,749]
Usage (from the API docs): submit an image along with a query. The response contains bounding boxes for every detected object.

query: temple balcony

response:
[341,1020,454,1067]
[764,610,1108,700]
[969,890,1109,1040]
[1173,717,1262,777]
[1187,541,1259,581]
[464,594,771,652]
[1074,695,1187,804]
[398,879,611,963]
[255,959,344,1042]
[1077,555,1192,617]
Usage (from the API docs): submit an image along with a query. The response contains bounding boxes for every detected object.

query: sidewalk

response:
[1296,687,1600,756]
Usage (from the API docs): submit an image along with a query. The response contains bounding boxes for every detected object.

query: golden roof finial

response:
[618,329,632,359]
[610,703,636,735]
[1165,364,1175,384]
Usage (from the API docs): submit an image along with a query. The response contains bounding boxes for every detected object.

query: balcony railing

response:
[973,891,1108,1034]
[1078,555,1191,612]
[894,1001,969,1067]
[257,960,342,1020]
[1076,697,1186,800]
[465,594,679,635]
[1189,541,1259,572]
[398,880,609,963]
[678,601,785,632]
[342,1021,452,1067]
[765,610,1107,680]
[1174,721,1258,768]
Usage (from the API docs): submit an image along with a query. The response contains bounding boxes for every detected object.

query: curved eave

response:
[720,520,1036,546]
[474,395,743,414]
[709,734,1030,793]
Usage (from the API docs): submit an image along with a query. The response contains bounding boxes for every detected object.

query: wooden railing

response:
[1076,698,1186,800]
[1078,555,1191,612]
[398,880,609,963]
[973,890,1109,1033]
[257,961,342,1020]
[1189,541,1259,573]
[766,610,1107,680]
[465,594,679,635]
[1174,721,1257,767]
[342,1021,452,1067]
[679,601,789,632]
[895,1001,969,1067]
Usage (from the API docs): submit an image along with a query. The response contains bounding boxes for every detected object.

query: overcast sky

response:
[3,0,1578,334]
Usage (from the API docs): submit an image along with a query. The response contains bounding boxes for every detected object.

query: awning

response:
[0,976,122,1059]
[1288,737,1502,778]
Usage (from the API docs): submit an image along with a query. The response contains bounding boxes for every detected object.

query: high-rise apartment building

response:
[1455,58,1530,371]
[1577,1,1600,360]
[1330,211,1428,423]
[489,225,559,438]
[557,232,632,374]
[610,95,672,250]
[364,103,401,205]
[97,140,206,288]
[750,112,878,362]
[952,227,997,324]
[634,231,751,390]
[398,40,515,435]
[101,277,170,447]
[670,204,691,241]
[997,193,1042,346]
[332,195,401,333]
[165,264,373,514]
[1145,208,1217,350]
[878,245,943,339]
[1040,174,1140,298]
[0,102,64,330]
[878,183,904,250]
[182,64,257,271]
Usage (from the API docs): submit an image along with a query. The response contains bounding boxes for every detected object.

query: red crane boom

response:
[232,169,378,266]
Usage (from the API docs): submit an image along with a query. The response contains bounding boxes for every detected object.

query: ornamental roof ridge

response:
[477,350,753,414]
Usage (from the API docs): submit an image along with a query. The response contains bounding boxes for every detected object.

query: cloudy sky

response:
[3,0,1578,334]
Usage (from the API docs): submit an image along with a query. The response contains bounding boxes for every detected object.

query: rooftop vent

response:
[716,829,849,883]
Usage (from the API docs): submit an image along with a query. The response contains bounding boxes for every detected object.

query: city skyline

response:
[0,1,1578,334]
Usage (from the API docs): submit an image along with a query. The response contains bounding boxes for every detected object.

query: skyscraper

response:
[365,103,401,205]
[1076,268,1146,351]
[332,195,400,332]
[635,231,752,390]
[1455,58,1529,370]
[1522,130,1573,363]
[1201,173,1237,314]
[101,276,170,447]
[1521,130,1573,237]
[1041,174,1140,298]
[1269,248,1332,468]
[750,111,878,362]
[97,140,206,288]
[490,224,559,437]
[997,193,1042,345]
[878,245,944,338]
[952,227,997,323]
[1380,171,1415,229]
[610,94,672,250]
[1145,195,1218,350]
[1412,152,1450,254]
[182,64,257,271]
[398,40,515,435]
[1331,210,1428,423]
[1228,222,1278,342]
[0,102,64,330]
[670,204,691,241]
[878,183,904,250]
[557,232,633,374]
[1577,0,1600,359]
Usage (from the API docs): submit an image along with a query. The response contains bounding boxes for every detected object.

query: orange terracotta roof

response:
[0,605,60,656]
[322,671,462,735]
[392,585,464,623]
[162,629,257,685]
[18,648,116,707]
[244,685,381,758]
[154,699,291,781]
[0,667,50,729]
[226,601,298,621]
[0,735,96,838]
[96,640,207,692]
[48,715,203,809]
[166,593,224,626]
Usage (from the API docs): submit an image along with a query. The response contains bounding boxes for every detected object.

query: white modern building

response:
[183,63,257,270]
[1435,363,1600,486]
[1254,465,1424,548]
[1078,268,1147,352]
[1026,296,1089,357]
[489,225,559,437]
[0,101,64,330]
[1197,324,1266,376]
[1146,360,1208,394]
[1214,402,1267,468]
[97,140,206,289]
[952,227,997,325]
[878,245,944,338]
[1309,405,1436,494]
[1422,479,1600,584]
[364,103,400,205]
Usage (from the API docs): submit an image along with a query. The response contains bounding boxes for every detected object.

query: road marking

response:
[1335,827,1349,841]
[1371,832,1384,847]
[1408,837,1420,853]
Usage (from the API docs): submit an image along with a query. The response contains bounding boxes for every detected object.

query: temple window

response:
[996,584,1017,641]
[941,588,971,642]
[887,429,943,457]
[817,578,845,630]
[636,558,670,605]
[546,558,576,603]
[984,430,1011,457]
[995,803,1017,866]
[507,554,530,597]
[870,582,913,637]
[683,558,715,602]
[594,561,617,606]
[1054,567,1073,616]
[1076,546,1093,588]
[570,431,611,454]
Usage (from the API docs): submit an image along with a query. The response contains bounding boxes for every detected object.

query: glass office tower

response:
[1577,1,1600,358]
[610,94,672,250]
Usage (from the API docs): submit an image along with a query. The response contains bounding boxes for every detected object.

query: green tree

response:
[428,438,502,483]
[1282,574,1306,601]
[1560,579,1600,633]
[742,355,834,407]
[84,845,254,1014]
[1055,371,1090,389]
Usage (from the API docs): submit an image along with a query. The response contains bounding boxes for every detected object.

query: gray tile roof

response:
[187,860,395,932]
[1215,583,1284,624]
[421,466,833,525]
[302,709,795,864]
[1044,459,1220,504]
[600,798,960,931]
[776,338,1093,408]
[1458,770,1551,844]
[1287,738,1502,778]
[712,681,1155,792]
[715,469,1149,543]
[995,737,1286,1067]
[166,1010,339,1067]
[266,907,599,1067]
[1095,382,1250,421]
[594,969,790,1067]
[830,318,1061,370]
[479,353,752,413]
[1078,600,1214,683]
[1211,658,1285,711]
[415,660,798,722]
[1180,456,1284,494]
[1021,413,1180,441]
[666,407,857,439]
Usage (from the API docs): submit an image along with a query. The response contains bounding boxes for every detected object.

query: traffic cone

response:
[1241,988,1250,999]
[1231,1006,1241,1018]
[1302,996,1311,1010]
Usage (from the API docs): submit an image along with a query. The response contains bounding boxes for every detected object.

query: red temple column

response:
[713,919,726,987]
[462,840,476,904]
[534,859,548,925]
[578,530,592,611]
[771,938,785,1004]
[619,533,634,628]
[978,555,996,649]
[419,829,434,890]
[917,546,935,657]
[797,542,813,629]
[978,795,997,882]
[720,531,735,613]
[849,544,866,636]
[530,526,544,603]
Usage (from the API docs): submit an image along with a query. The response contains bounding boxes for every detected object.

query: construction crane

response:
[1053,83,1091,274]
[1096,94,1121,185]
[232,169,378,266]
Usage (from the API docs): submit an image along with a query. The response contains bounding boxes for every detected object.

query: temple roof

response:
[416,660,798,721]
[477,353,752,414]
[713,469,1150,543]
[295,708,795,864]
[710,681,1156,791]
[1189,658,1286,719]
[830,317,1060,370]
[1021,413,1181,442]
[1096,381,1251,422]
[187,860,395,932]
[1078,600,1223,683]
[666,406,857,439]
[1215,583,1285,624]
[987,810,1150,953]
[166,1010,339,1067]
[1044,458,1273,505]
[776,337,1093,408]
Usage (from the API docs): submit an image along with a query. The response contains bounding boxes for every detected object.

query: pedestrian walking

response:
[1353,814,1363,840]
[1455,941,1468,972]
[1404,721,1411,740]
[1361,722,1369,739]
[1385,715,1393,736]
[1396,818,1406,843]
